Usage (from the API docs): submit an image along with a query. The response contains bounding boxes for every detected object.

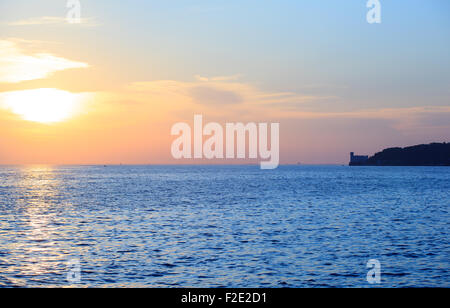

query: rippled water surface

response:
[0,165,448,287]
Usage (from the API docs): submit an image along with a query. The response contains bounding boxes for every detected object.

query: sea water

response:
[0,165,448,287]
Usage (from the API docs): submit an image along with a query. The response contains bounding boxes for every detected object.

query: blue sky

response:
[0,0,449,164]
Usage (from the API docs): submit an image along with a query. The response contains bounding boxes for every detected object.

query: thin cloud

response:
[190,86,243,105]
[0,39,89,83]
[6,16,97,27]
[194,74,242,82]
[118,77,338,122]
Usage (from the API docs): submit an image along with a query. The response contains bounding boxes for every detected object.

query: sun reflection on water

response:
[5,166,70,286]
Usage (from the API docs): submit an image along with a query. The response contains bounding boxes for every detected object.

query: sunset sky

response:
[0,0,449,164]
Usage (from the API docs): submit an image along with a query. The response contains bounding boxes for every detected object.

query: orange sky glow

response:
[1,1,449,165]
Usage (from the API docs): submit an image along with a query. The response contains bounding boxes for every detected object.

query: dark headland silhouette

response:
[349,142,450,166]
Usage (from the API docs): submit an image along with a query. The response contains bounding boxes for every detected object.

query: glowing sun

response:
[2,88,82,123]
